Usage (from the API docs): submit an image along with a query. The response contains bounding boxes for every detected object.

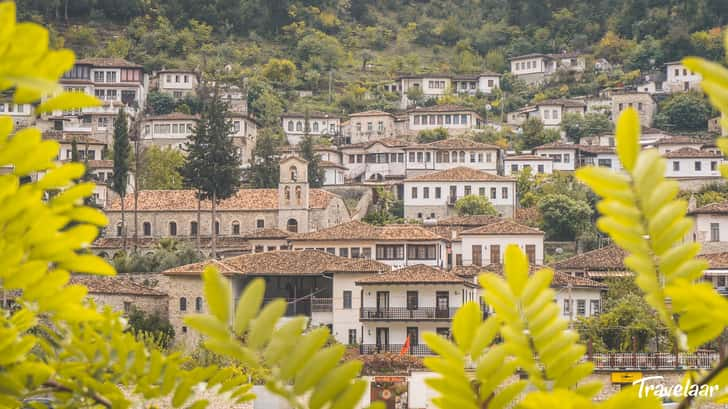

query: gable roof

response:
[701,252,728,269]
[70,275,167,296]
[105,189,337,212]
[145,112,199,121]
[454,264,604,288]
[653,136,706,146]
[405,167,515,182]
[550,244,627,271]
[341,138,412,150]
[459,220,544,235]
[282,111,341,119]
[355,264,473,285]
[290,221,443,241]
[348,110,395,118]
[76,58,142,68]
[534,99,586,108]
[241,228,290,240]
[689,201,728,215]
[663,147,722,158]
[532,142,580,151]
[405,138,501,151]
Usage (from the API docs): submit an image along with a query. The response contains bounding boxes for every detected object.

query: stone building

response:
[70,275,168,318]
[102,157,350,247]
[611,92,656,127]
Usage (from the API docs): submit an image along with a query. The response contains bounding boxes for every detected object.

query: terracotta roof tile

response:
[283,111,341,119]
[549,245,627,271]
[505,154,553,161]
[319,160,347,169]
[405,167,515,182]
[356,264,473,285]
[290,221,443,241]
[342,138,412,150]
[405,138,501,151]
[70,275,167,296]
[701,252,728,269]
[408,104,478,114]
[689,201,728,215]
[663,147,722,158]
[241,228,290,240]
[535,99,586,108]
[105,189,337,211]
[92,237,251,250]
[145,112,199,121]
[459,220,544,235]
[161,259,243,276]
[43,131,106,145]
[532,142,579,150]
[76,58,142,68]
[654,136,706,145]
[468,264,604,288]
[348,110,395,117]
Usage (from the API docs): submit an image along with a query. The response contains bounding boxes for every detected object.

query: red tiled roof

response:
[70,275,167,296]
[43,131,106,145]
[356,264,473,285]
[405,167,515,182]
[348,110,395,118]
[476,264,604,288]
[290,221,443,241]
[689,201,728,215]
[145,112,199,121]
[92,237,251,250]
[405,138,501,151]
[505,154,553,161]
[105,189,338,211]
[459,220,544,235]
[408,104,478,114]
[532,142,579,151]
[663,147,722,159]
[550,245,627,271]
[241,228,290,240]
[76,58,142,68]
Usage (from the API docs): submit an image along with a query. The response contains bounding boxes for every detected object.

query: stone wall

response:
[87,292,168,319]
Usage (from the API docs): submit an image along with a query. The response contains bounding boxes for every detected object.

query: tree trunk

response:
[121,198,126,251]
[211,191,217,259]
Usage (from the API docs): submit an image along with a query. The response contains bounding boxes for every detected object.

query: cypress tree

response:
[111,108,130,250]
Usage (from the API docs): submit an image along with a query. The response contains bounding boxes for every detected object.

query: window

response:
[407,245,437,260]
[464,185,471,196]
[287,218,298,233]
[423,187,429,199]
[502,187,508,199]
[190,221,198,236]
[409,152,415,162]
[94,71,105,82]
[378,121,384,132]
[576,300,586,316]
[537,164,544,173]
[712,161,718,171]
[348,329,357,345]
[326,248,335,255]
[479,187,485,196]
[116,223,123,236]
[376,245,404,260]
[695,161,702,171]
[362,248,372,259]
[544,110,550,120]
[597,159,612,168]
[563,299,570,316]
[590,300,600,316]
[232,221,240,235]
[525,245,536,263]
[256,219,265,229]
[182,326,187,334]
[490,245,500,264]
[215,221,220,235]
[711,223,720,242]
[143,222,151,236]
[351,247,361,258]
[490,188,496,199]
[313,122,319,132]
[179,297,187,311]
[411,187,418,199]
[169,221,177,236]
[339,248,349,257]
[343,291,352,309]
[435,187,441,199]
[195,297,203,312]
[406,291,418,310]
[288,121,294,131]
[564,154,570,163]
[718,276,726,287]
[472,245,482,266]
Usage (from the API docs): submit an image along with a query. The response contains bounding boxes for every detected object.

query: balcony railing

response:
[260,297,333,317]
[311,298,333,313]
[360,307,459,321]
[360,343,434,355]
[589,352,718,370]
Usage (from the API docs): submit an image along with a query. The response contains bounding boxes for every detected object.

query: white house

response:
[509,99,587,129]
[504,154,554,175]
[403,138,501,177]
[282,111,341,145]
[689,202,728,243]
[390,73,500,109]
[355,264,479,354]
[156,69,199,99]
[407,104,486,135]
[343,110,398,144]
[141,112,197,150]
[664,148,722,180]
[578,145,621,172]
[403,167,517,219]
[289,221,449,269]
[510,52,586,84]
[459,220,545,266]
[0,101,34,129]
[320,161,347,185]
[532,142,579,172]
[651,136,707,154]
[340,138,409,183]
[664,61,702,93]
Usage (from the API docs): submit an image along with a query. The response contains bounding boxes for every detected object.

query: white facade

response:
[407,107,484,134]
[532,146,578,171]
[282,113,341,145]
[404,178,517,219]
[404,143,500,175]
[504,156,554,175]
[664,62,702,93]
[690,211,728,243]
[344,111,398,144]
[0,102,34,128]
[141,114,196,150]
[341,141,407,182]
[322,165,346,185]
[157,70,198,99]
[460,234,544,266]
[665,155,722,179]
[394,74,500,109]
[556,287,603,320]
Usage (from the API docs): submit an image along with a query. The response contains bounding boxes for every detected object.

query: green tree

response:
[300,133,324,188]
[249,128,283,188]
[405,86,425,107]
[654,91,714,132]
[454,194,498,216]
[261,57,297,85]
[247,79,284,128]
[146,90,176,115]
[126,308,176,349]
[416,128,448,143]
[137,145,185,189]
[111,108,130,249]
[561,113,613,143]
[537,193,593,240]
[520,118,559,150]
[180,90,242,258]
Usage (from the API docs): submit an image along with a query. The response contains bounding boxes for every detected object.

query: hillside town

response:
[5,4,728,406]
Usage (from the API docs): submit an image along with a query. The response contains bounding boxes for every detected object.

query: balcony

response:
[360,307,459,321]
[360,343,434,355]
[261,297,333,317]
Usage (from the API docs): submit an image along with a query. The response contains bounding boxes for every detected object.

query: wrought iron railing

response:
[359,344,434,355]
[360,307,458,320]
[588,352,718,370]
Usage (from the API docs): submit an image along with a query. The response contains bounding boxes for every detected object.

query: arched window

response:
[296,121,303,131]
[179,297,187,311]
[214,221,220,235]
[290,166,298,181]
[169,221,177,236]
[459,151,465,162]
[232,221,240,235]
[313,122,319,132]
[443,152,449,162]
[295,186,302,203]
[284,186,291,200]
[195,297,203,312]
[190,221,198,236]
[288,120,294,131]
[452,151,458,162]
[116,222,123,236]
[287,218,299,233]
[143,222,151,236]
